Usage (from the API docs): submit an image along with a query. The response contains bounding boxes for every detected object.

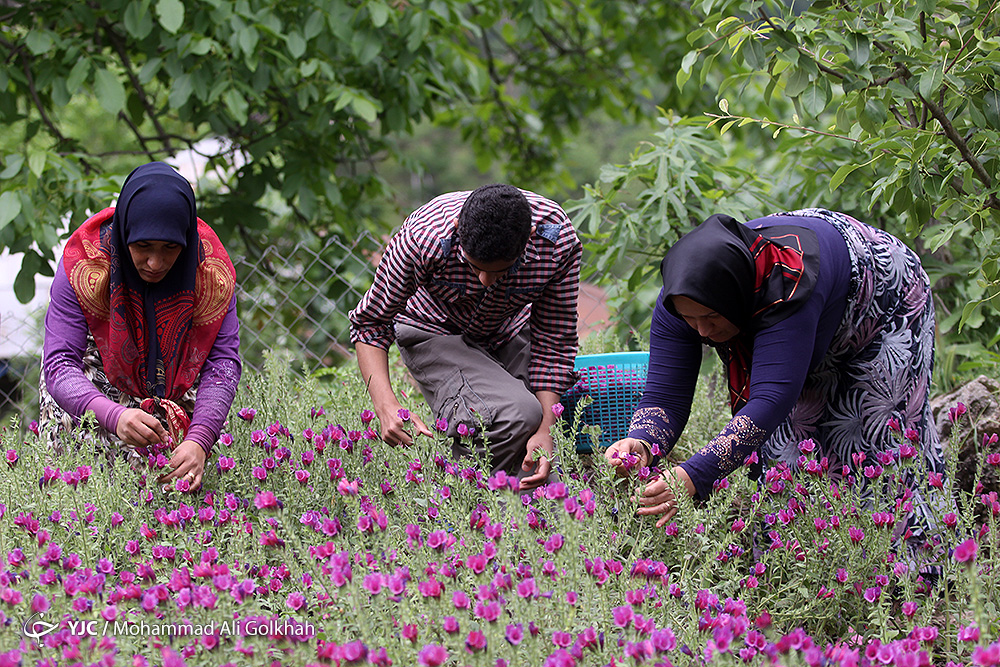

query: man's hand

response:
[375,405,432,447]
[116,408,169,448]
[519,431,554,490]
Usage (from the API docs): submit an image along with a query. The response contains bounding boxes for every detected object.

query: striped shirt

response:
[349,190,581,393]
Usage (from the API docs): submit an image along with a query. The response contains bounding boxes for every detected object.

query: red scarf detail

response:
[63,207,236,402]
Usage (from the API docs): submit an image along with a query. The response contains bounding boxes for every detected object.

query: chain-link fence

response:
[0,231,656,427]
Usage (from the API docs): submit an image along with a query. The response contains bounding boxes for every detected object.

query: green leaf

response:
[859,98,888,134]
[66,58,91,94]
[156,0,185,34]
[0,154,24,180]
[351,31,382,65]
[94,68,127,115]
[13,252,42,303]
[830,164,862,191]
[676,67,691,89]
[983,88,1000,130]
[350,96,379,123]
[846,32,870,66]
[369,1,389,28]
[743,37,765,70]
[958,300,982,332]
[286,32,306,60]
[224,88,249,125]
[0,191,21,230]
[25,30,53,56]
[27,152,46,178]
[238,26,260,56]
[800,82,830,117]
[918,67,942,100]
[124,0,154,39]
[784,68,811,97]
[680,50,698,73]
[168,73,193,108]
[304,10,325,40]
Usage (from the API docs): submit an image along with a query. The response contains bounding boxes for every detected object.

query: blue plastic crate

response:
[561,351,649,453]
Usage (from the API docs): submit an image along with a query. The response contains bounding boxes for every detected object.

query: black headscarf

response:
[110,162,200,398]
[660,213,820,411]
[660,214,820,334]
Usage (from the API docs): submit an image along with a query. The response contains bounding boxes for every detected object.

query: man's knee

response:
[494,388,543,437]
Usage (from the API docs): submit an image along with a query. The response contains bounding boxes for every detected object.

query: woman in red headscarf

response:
[40,162,241,490]
[605,209,944,548]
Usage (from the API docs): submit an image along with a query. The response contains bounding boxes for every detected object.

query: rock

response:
[930,375,1000,499]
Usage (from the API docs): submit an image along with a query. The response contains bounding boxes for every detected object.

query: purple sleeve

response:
[187,294,241,454]
[42,261,126,433]
[679,307,824,497]
[626,294,701,454]
[680,218,851,497]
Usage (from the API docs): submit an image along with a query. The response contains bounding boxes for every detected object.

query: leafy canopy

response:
[0,0,700,302]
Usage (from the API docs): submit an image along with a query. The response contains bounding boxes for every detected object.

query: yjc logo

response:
[22,613,58,639]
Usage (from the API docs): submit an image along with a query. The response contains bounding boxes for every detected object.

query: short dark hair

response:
[456,184,532,262]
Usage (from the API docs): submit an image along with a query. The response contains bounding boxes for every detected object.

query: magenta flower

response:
[465,630,487,652]
[285,592,305,610]
[612,604,635,627]
[434,417,448,432]
[363,574,384,595]
[4,449,17,467]
[417,644,448,666]
[954,538,978,563]
[505,623,524,646]
[237,407,256,421]
[551,403,565,418]
[361,409,375,424]
[452,590,470,609]
[253,491,279,510]
[397,408,411,421]
[863,587,881,603]
[30,593,49,613]
[457,423,470,437]
[341,641,368,662]
[28,420,39,435]
[958,625,981,642]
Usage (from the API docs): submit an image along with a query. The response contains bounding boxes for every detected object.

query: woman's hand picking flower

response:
[604,438,652,477]
[635,466,695,527]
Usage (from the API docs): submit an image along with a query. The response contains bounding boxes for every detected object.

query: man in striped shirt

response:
[349,184,581,489]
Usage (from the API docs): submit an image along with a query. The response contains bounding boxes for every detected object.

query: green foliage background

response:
[1,0,999,387]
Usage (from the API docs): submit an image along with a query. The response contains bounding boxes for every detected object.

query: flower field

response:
[1,354,999,667]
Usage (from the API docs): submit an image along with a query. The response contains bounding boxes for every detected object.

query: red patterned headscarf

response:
[660,214,820,413]
[62,162,236,404]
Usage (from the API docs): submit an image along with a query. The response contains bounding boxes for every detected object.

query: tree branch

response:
[100,19,174,153]
[758,9,845,80]
[918,90,1000,209]
[116,110,157,159]
[19,52,68,146]
[945,0,1000,74]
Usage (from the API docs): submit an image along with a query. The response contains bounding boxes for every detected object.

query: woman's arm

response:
[679,301,824,497]
[606,295,701,472]
[186,294,242,453]
[43,262,125,430]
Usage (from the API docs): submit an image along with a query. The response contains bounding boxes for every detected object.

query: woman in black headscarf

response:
[40,162,242,490]
[605,209,944,541]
